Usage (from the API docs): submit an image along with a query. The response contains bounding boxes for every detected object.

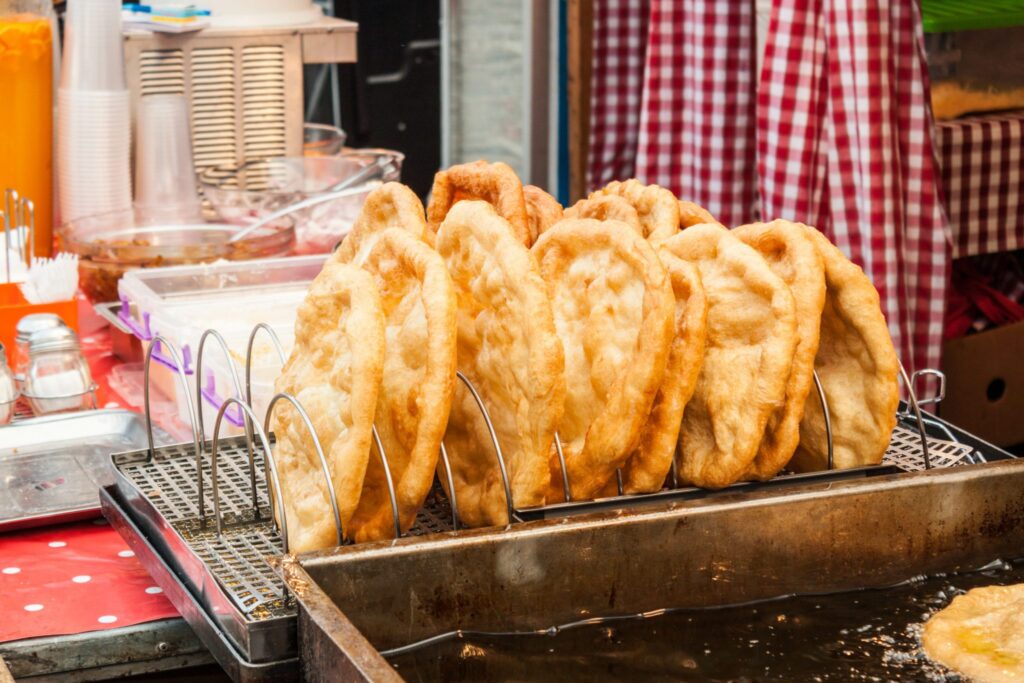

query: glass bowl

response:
[58,209,295,302]
[198,150,404,255]
[303,122,347,156]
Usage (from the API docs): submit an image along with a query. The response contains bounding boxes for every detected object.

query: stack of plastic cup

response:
[133,95,202,224]
[56,0,132,224]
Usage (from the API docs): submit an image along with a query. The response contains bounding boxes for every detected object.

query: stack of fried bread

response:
[271,161,900,552]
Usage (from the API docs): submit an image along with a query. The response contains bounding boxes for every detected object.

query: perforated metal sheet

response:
[883,423,979,471]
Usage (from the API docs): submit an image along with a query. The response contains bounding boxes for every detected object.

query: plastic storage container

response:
[922,0,1024,120]
[116,254,326,436]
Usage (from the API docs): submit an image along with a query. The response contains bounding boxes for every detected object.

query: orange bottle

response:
[0,3,54,257]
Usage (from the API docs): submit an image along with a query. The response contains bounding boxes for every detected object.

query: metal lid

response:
[16,313,65,343]
[27,326,80,356]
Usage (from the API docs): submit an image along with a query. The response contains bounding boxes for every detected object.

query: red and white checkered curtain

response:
[757,0,950,375]
[586,0,950,375]
[586,0,650,189]
[633,0,760,227]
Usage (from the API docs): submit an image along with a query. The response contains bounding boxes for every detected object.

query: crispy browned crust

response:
[523,185,564,245]
[661,223,797,489]
[588,179,680,242]
[333,182,427,263]
[678,200,720,228]
[426,160,531,246]
[273,263,385,551]
[790,226,900,472]
[347,229,457,541]
[564,194,644,235]
[532,218,675,500]
[435,200,565,526]
[733,220,825,480]
[618,250,708,493]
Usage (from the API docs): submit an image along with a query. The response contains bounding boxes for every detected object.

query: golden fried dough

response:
[733,221,825,480]
[661,224,797,489]
[533,218,674,500]
[523,185,563,245]
[589,179,680,242]
[435,200,565,525]
[427,160,531,246]
[333,182,427,263]
[678,200,719,228]
[564,194,643,235]
[346,229,457,541]
[922,583,1024,683]
[618,250,707,493]
[273,263,385,551]
[789,227,900,471]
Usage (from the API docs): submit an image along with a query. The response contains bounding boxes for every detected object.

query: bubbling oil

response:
[386,558,1023,682]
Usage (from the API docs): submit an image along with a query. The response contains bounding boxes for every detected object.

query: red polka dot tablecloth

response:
[0,517,180,642]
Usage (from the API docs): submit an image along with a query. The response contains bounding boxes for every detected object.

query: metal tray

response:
[280,457,1024,682]
[0,409,169,531]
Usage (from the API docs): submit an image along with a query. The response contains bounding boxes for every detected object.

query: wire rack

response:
[111,324,990,628]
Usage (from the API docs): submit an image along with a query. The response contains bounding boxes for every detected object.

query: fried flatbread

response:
[789,226,900,471]
[588,179,680,242]
[678,200,719,228]
[661,223,797,489]
[347,229,457,541]
[523,185,563,245]
[533,218,674,500]
[333,182,428,263]
[273,263,385,551]
[435,200,564,526]
[733,221,825,480]
[427,160,531,246]
[922,583,1024,683]
[564,194,643,235]
[617,249,707,493]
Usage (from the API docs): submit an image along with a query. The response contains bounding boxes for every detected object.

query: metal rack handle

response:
[906,368,947,411]
[264,392,343,547]
[370,424,402,539]
[210,397,290,556]
[898,360,931,470]
[455,370,514,523]
[245,323,287,409]
[553,431,571,502]
[811,369,834,470]
[196,329,258,517]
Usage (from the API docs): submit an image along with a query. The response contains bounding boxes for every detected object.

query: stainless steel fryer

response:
[100,324,1018,681]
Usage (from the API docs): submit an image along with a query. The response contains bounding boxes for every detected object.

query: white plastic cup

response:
[133,95,202,223]
[60,0,126,91]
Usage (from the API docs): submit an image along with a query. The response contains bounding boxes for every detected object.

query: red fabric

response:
[0,519,178,642]
[586,0,651,191]
[936,111,1024,259]
[757,0,951,377]
[946,253,1024,338]
[634,0,760,226]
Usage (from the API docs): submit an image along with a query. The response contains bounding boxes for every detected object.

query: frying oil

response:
[386,558,1024,682]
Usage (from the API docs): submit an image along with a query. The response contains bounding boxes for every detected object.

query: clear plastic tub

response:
[116,255,326,436]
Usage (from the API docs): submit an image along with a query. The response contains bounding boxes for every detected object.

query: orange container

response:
[0,282,77,356]
[0,12,54,257]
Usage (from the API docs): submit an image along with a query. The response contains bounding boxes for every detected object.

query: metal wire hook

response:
[371,424,402,539]
[554,431,571,502]
[196,329,257,516]
[245,323,287,409]
[811,369,834,470]
[898,360,931,470]
[455,370,514,523]
[438,442,460,530]
[264,392,343,547]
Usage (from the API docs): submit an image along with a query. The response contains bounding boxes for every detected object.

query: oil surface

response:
[386,558,1024,682]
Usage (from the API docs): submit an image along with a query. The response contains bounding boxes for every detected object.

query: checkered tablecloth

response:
[633,0,760,227]
[936,111,1024,259]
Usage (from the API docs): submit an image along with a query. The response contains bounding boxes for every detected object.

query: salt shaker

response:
[23,327,94,415]
[14,313,66,383]
[0,342,18,425]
